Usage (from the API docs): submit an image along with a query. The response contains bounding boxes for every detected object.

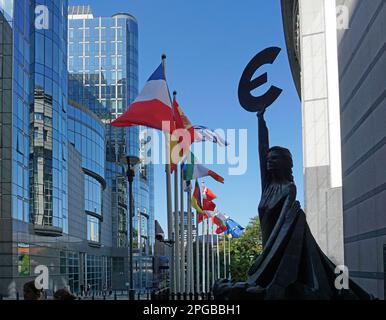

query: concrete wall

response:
[68,144,86,240]
[336,0,386,299]
[298,0,344,265]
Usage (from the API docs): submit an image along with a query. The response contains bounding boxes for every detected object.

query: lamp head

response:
[120,155,140,167]
[155,233,165,242]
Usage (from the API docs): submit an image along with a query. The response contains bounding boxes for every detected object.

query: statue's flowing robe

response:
[213,115,373,300]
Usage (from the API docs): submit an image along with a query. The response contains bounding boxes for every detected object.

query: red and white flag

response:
[112,63,173,132]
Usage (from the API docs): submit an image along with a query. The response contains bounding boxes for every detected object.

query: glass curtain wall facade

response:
[0,1,154,298]
[68,7,136,249]
[67,101,106,245]
[0,0,31,297]
[1,1,129,297]
[30,0,69,236]
[0,0,31,226]
[66,100,117,296]
[68,6,155,291]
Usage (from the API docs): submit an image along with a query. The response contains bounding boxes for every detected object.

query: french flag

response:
[112,63,174,132]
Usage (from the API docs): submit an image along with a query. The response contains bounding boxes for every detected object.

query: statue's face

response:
[267,150,287,172]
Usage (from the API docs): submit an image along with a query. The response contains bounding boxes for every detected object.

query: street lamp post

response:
[122,155,140,300]
[155,233,175,293]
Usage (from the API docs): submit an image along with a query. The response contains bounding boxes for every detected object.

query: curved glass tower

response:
[1,1,146,297]
[68,5,155,291]
[30,0,69,236]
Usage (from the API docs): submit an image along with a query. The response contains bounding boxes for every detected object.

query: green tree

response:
[219,216,262,282]
[18,254,30,276]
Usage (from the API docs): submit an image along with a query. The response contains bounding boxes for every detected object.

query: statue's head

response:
[267,146,294,182]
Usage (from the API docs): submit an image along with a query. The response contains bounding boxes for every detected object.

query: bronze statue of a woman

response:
[213,108,373,300]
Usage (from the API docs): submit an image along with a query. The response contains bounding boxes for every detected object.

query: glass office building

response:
[0,0,32,297]
[68,5,155,290]
[68,102,105,241]
[0,1,129,297]
[0,0,73,296]
[66,100,115,295]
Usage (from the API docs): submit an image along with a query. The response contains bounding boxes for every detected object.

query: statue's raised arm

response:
[257,110,269,190]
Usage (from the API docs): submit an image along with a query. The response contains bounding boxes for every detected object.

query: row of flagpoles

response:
[112,55,244,294]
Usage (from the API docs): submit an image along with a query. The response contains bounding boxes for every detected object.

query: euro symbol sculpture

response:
[238,47,282,113]
[212,47,374,300]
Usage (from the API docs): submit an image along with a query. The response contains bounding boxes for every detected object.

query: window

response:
[60,251,67,274]
[16,131,24,155]
[84,175,102,215]
[35,33,44,65]
[68,252,80,294]
[68,57,73,70]
[87,215,100,243]
[34,113,44,121]
[140,163,147,181]
[86,255,102,292]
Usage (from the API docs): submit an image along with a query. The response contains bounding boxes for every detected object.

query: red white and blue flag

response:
[112,63,174,132]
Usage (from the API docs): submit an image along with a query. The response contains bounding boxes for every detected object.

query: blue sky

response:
[69,0,303,231]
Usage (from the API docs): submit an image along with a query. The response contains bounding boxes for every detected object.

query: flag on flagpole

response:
[170,96,196,173]
[193,125,229,147]
[202,199,216,212]
[111,63,174,131]
[202,182,216,219]
[182,152,224,184]
[212,211,229,234]
[198,212,208,223]
[202,184,217,201]
[173,96,196,139]
[191,179,205,217]
[224,218,245,238]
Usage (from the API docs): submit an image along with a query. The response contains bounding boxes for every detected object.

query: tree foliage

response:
[220,216,263,282]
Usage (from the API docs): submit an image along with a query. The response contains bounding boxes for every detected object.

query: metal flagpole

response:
[186,182,192,294]
[223,236,226,278]
[216,234,220,279]
[190,226,194,294]
[162,54,174,294]
[180,166,185,293]
[172,90,180,293]
[202,217,205,293]
[195,210,200,293]
[174,163,180,293]
[206,218,210,293]
[211,220,215,287]
[228,237,231,280]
